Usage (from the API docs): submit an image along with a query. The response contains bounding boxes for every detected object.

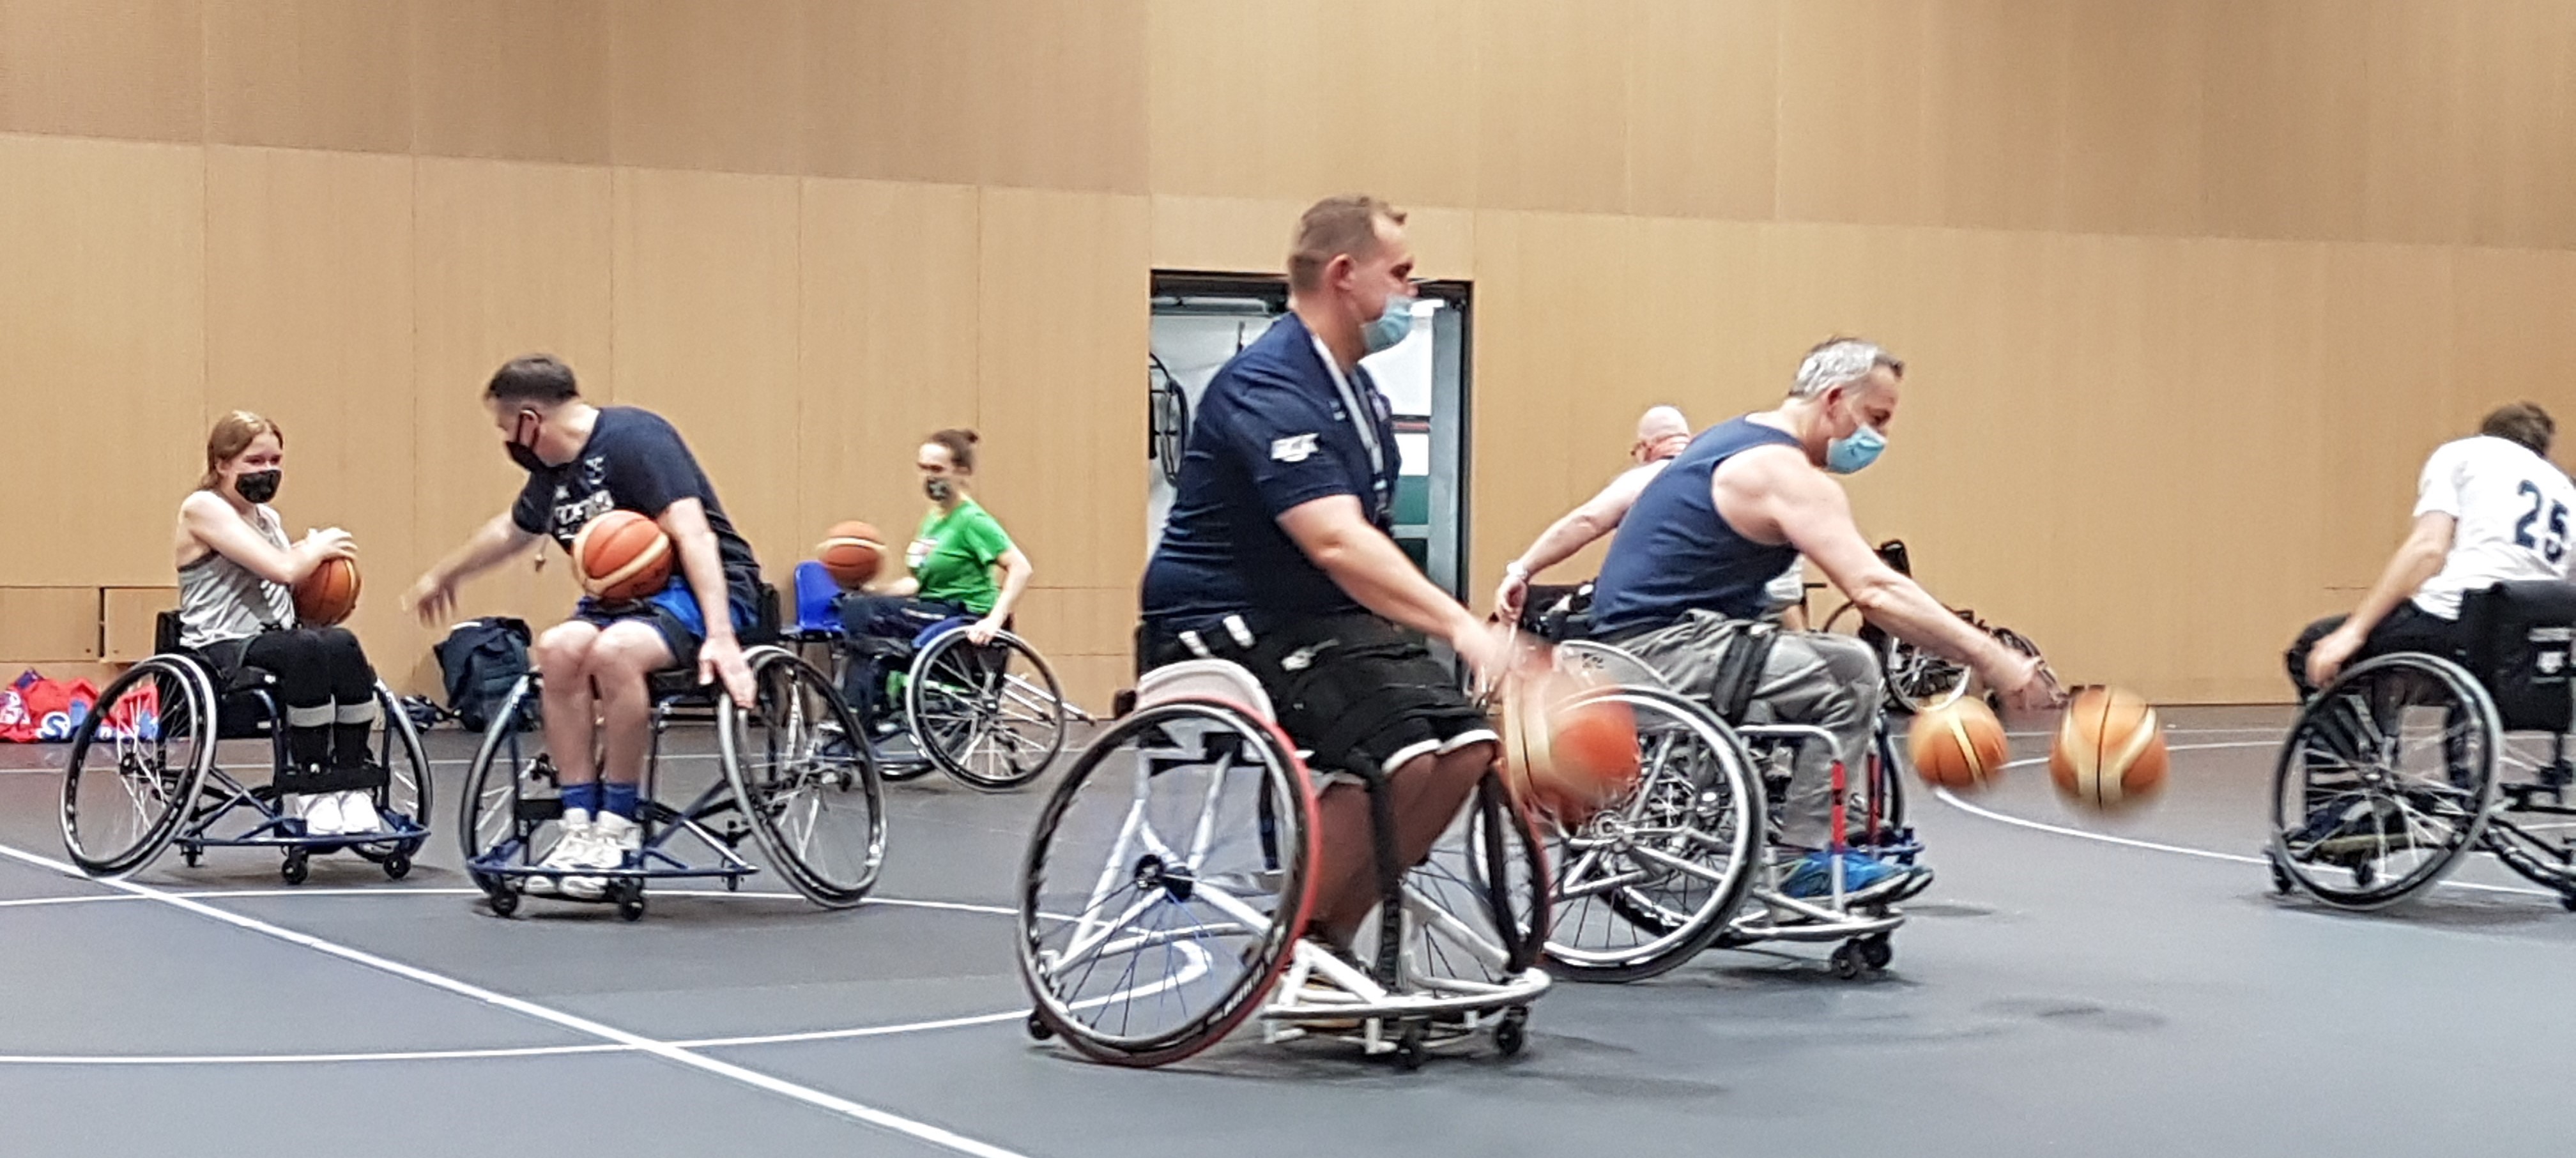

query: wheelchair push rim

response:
[907,628,1069,791]
[62,656,217,878]
[720,646,887,908]
[1540,685,1764,982]
[1399,767,1554,986]
[1018,698,1319,1067]
[340,680,434,865]
[2269,653,2500,910]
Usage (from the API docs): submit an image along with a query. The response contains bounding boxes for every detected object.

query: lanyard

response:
[1309,335,1391,504]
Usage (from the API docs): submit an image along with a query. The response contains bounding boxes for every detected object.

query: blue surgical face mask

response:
[1361,291,1416,355]
[1825,422,1886,475]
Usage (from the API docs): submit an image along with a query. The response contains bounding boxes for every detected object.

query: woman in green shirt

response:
[835,428,1035,721]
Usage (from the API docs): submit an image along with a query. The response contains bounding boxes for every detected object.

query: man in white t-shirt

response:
[2288,403,2575,694]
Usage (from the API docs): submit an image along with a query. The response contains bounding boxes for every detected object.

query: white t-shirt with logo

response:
[2411,435,2576,618]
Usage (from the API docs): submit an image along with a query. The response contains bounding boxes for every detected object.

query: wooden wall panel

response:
[798,178,982,549]
[2313,245,2455,595]
[2450,248,2576,436]
[102,586,179,662]
[0,588,100,661]
[611,167,803,578]
[976,188,1148,704]
[805,0,981,185]
[606,0,808,174]
[1144,0,1478,209]
[2199,0,2369,243]
[205,146,418,661]
[1921,0,2071,232]
[0,0,203,142]
[969,0,1148,193]
[411,0,611,165]
[411,157,612,681]
[2060,0,2206,237]
[1774,0,1931,227]
[1475,0,1630,214]
[1149,195,1474,282]
[0,135,204,587]
[204,0,413,153]
[1625,0,1777,222]
[2454,0,2576,251]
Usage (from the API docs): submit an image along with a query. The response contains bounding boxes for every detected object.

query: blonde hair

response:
[1287,195,1407,293]
[199,410,283,491]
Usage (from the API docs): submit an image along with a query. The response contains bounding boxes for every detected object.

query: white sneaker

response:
[334,790,383,835]
[561,812,640,901]
[526,821,592,897]
[303,791,346,837]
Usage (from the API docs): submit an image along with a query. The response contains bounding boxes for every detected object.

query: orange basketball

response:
[815,521,886,590]
[1908,698,2011,791]
[1501,669,1641,823]
[2050,686,2168,813]
[571,510,673,603]
[293,555,360,627]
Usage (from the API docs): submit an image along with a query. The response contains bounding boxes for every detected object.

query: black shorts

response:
[1140,613,1498,781]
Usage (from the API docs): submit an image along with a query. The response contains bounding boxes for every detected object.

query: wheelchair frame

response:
[61,630,432,885]
[459,643,887,921]
[1017,659,1549,1069]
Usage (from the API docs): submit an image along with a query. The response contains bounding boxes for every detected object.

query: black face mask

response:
[505,410,548,473]
[235,469,281,504]
[924,477,954,503]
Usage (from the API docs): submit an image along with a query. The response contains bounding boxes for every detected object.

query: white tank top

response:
[177,503,296,648]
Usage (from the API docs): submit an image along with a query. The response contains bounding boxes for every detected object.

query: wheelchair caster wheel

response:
[1494,1009,1528,1058]
[1857,934,1892,971]
[1830,943,1866,980]
[2560,892,2576,914]
[280,849,310,886]
[615,883,647,922]
[487,888,519,918]
[2350,860,2376,888]
[1395,1023,1427,1072]
[181,847,202,868]
[383,852,412,881]
[2267,852,2294,895]
[1025,1012,1054,1042]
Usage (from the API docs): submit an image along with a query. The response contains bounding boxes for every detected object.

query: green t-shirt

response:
[909,499,1014,614]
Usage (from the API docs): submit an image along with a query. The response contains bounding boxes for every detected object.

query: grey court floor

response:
[3,706,2571,1157]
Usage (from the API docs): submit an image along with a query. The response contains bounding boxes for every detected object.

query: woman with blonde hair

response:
[174,411,386,835]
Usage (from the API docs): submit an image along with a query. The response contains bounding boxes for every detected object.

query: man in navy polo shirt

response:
[1141,194,1510,950]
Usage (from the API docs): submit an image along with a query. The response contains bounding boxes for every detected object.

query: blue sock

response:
[601,782,640,821]
[562,781,602,817]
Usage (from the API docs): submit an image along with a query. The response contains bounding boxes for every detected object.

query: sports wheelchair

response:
[61,613,431,884]
[2267,580,2576,911]
[1818,539,2044,714]
[785,561,1082,791]
[1017,659,1550,1069]
[459,585,887,920]
[1537,632,1916,983]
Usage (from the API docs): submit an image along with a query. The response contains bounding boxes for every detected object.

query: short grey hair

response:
[1790,337,1904,399]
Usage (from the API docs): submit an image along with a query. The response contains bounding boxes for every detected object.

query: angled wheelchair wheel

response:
[1541,686,1764,982]
[908,628,1068,791]
[62,656,217,877]
[457,676,561,893]
[2269,653,2498,910]
[1397,767,1552,987]
[1018,698,1317,1067]
[348,681,432,867]
[2477,735,2576,896]
[720,646,886,908]
[1878,634,1970,713]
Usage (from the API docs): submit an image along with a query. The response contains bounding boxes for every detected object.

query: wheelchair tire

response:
[908,628,1068,791]
[1538,686,1764,983]
[62,656,217,878]
[349,680,433,865]
[1824,601,1969,713]
[2269,653,2498,910]
[457,675,562,877]
[720,646,887,908]
[1018,698,1317,1067]
[1397,767,1553,984]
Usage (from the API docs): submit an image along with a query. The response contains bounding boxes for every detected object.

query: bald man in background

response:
[1493,406,1693,621]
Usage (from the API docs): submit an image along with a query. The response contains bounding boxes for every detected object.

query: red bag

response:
[0,674,33,743]
[99,679,160,742]
[38,678,99,742]
[14,672,72,742]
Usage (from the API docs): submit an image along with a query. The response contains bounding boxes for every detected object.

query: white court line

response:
[0,887,1020,916]
[0,841,1031,1158]
[1931,745,2558,899]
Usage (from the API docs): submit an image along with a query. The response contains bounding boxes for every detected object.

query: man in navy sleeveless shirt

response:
[1590,338,2064,901]
[1140,195,1512,950]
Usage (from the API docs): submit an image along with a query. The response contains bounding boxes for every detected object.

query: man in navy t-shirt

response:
[1589,338,2062,901]
[406,354,761,900]
[1140,195,1511,950]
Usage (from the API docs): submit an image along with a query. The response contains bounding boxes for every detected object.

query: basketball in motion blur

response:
[572,510,673,603]
[2050,686,2168,813]
[293,556,360,627]
[816,521,887,590]
[1909,698,2011,791]
[1500,668,1642,823]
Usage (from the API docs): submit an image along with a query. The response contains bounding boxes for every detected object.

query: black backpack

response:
[435,617,536,733]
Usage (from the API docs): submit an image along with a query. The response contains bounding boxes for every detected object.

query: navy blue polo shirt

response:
[1142,313,1399,632]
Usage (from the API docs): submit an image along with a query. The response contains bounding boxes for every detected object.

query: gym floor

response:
[3,707,2569,1157]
